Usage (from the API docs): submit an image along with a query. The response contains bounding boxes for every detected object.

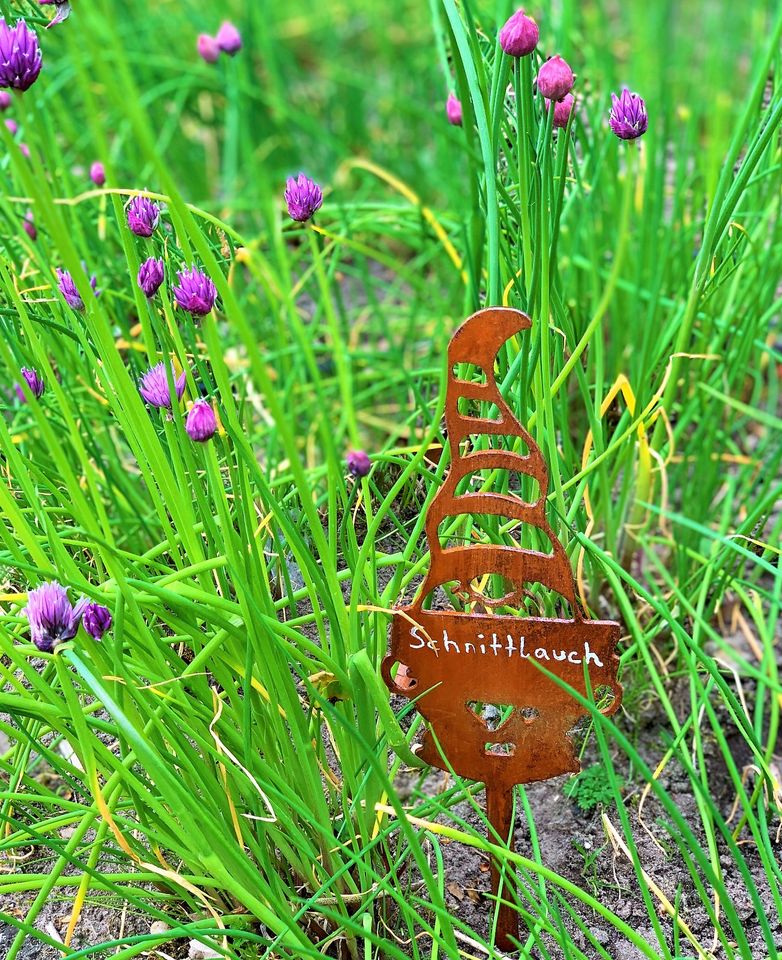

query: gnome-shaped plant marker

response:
[382,307,622,951]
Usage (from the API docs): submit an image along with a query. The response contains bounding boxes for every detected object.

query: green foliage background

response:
[0,1,780,958]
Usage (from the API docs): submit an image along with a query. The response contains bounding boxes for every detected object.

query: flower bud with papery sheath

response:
[15,366,44,401]
[197,33,220,63]
[185,399,217,442]
[446,92,462,126]
[547,92,575,129]
[56,267,98,310]
[22,211,36,240]
[57,268,82,308]
[39,0,71,28]
[499,9,539,58]
[137,257,165,298]
[216,21,242,55]
[90,161,105,186]
[536,55,574,102]
[346,450,371,478]
[81,602,112,640]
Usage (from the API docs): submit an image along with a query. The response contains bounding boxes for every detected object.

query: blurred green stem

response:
[307,228,359,446]
[529,141,637,430]
[515,56,535,304]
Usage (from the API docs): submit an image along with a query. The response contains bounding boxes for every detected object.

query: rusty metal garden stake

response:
[383,307,623,952]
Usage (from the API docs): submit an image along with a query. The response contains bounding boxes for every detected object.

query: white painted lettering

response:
[430,630,604,671]
[584,642,604,667]
[409,625,426,650]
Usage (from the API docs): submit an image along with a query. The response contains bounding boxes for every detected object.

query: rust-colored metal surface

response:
[382,307,622,951]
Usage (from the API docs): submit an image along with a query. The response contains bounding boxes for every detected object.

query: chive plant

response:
[0,1,781,958]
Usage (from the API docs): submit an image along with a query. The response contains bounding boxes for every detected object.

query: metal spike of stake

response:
[487,783,518,952]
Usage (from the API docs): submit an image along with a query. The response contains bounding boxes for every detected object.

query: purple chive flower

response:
[498,9,539,58]
[22,581,85,653]
[90,161,106,186]
[19,141,30,158]
[126,196,160,237]
[56,267,99,310]
[57,268,84,310]
[546,92,575,129]
[22,210,36,240]
[284,173,323,223]
[346,450,371,478]
[185,399,217,442]
[172,265,217,316]
[609,87,648,141]
[137,257,165,298]
[446,92,462,127]
[0,19,43,91]
[5,117,17,135]
[0,91,11,110]
[81,602,112,640]
[216,21,242,55]
[14,366,45,401]
[536,55,574,102]
[197,33,220,63]
[139,362,186,409]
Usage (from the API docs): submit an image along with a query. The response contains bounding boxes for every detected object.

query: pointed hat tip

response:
[449,307,531,366]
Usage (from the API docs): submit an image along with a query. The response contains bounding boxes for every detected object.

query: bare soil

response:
[3,540,780,960]
[4,666,779,960]
[394,674,781,960]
